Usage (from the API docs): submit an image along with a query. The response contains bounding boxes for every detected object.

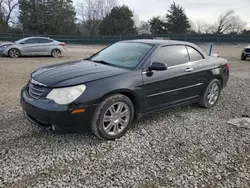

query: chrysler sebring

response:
[21,40,230,140]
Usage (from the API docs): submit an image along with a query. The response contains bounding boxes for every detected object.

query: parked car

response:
[3,37,66,58]
[21,40,230,140]
[241,45,250,60]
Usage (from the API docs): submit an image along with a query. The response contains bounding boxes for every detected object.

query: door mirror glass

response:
[20,41,26,45]
[149,62,168,71]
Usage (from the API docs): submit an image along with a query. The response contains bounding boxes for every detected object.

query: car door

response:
[142,45,202,113]
[21,38,40,55]
[185,45,213,97]
[38,38,54,55]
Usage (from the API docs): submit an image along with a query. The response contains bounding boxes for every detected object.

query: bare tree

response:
[196,20,208,33]
[76,0,117,35]
[0,0,18,31]
[196,20,202,33]
[206,25,217,34]
[77,0,98,35]
[188,20,196,32]
[196,20,215,34]
[139,21,150,30]
[230,15,247,33]
[137,21,151,34]
[96,0,117,19]
[215,10,235,34]
[215,10,246,34]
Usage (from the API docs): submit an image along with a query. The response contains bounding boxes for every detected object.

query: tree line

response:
[0,0,249,35]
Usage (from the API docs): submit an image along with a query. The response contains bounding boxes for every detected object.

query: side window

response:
[25,38,39,44]
[153,45,189,67]
[39,38,53,43]
[187,46,204,62]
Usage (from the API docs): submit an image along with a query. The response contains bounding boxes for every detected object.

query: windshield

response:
[90,42,153,68]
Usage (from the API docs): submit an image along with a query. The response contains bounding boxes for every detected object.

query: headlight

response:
[46,85,86,105]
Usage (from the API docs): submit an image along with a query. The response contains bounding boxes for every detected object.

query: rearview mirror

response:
[149,62,168,71]
[20,41,26,45]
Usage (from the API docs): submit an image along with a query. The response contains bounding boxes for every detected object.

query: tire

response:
[198,79,221,108]
[241,54,246,60]
[8,48,21,58]
[51,49,61,58]
[91,94,134,140]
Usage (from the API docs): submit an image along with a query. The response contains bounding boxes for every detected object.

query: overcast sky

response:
[74,0,250,28]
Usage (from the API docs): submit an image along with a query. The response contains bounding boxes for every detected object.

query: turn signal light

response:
[72,109,85,114]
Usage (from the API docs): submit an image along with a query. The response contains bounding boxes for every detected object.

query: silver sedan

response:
[3,37,67,58]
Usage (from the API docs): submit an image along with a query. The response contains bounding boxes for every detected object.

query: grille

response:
[28,83,47,99]
[245,49,250,53]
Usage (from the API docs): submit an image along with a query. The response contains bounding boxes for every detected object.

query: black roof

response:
[121,39,191,46]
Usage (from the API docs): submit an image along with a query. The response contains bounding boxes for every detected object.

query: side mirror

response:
[148,62,168,71]
[20,41,26,45]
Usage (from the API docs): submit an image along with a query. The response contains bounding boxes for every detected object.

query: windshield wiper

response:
[92,60,113,66]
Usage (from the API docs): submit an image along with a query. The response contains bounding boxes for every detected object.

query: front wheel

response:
[199,79,221,108]
[241,54,246,60]
[8,48,21,58]
[91,94,134,140]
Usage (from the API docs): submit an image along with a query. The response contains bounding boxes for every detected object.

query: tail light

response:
[59,43,66,46]
[226,63,230,69]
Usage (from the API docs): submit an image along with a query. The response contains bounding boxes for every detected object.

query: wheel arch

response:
[100,89,141,121]
[214,76,223,88]
[51,48,61,51]
[51,48,61,55]
[8,47,21,56]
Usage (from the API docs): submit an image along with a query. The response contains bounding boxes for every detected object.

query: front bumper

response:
[21,87,98,132]
[0,48,7,55]
[243,52,250,57]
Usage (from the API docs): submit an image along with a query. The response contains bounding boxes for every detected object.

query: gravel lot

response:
[0,44,250,188]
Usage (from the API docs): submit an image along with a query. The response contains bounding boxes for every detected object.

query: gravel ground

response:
[0,44,250,188]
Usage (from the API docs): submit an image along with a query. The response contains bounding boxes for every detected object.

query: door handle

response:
[185,68,194,72]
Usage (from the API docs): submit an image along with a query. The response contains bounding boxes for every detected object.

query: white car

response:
[4,37,67,58]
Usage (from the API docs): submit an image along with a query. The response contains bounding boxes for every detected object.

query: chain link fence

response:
[0,33,249,44]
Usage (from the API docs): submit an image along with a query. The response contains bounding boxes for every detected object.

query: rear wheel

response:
[51,49,61,58]
[8,48,21,58]
[199,79,221,108]
[241,54,246,60]
[91,94,134,140]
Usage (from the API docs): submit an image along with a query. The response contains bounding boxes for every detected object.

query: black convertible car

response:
[21,40,230,140]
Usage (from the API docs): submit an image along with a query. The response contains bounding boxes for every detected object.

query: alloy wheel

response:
[103,102,130,136]
[52,49,61,57]
[9,49,20,58]
[207,82,220,105]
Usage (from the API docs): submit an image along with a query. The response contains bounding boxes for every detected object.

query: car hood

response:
[0,42,13,48]
[31,60,130,87]
[1,42,13,45]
